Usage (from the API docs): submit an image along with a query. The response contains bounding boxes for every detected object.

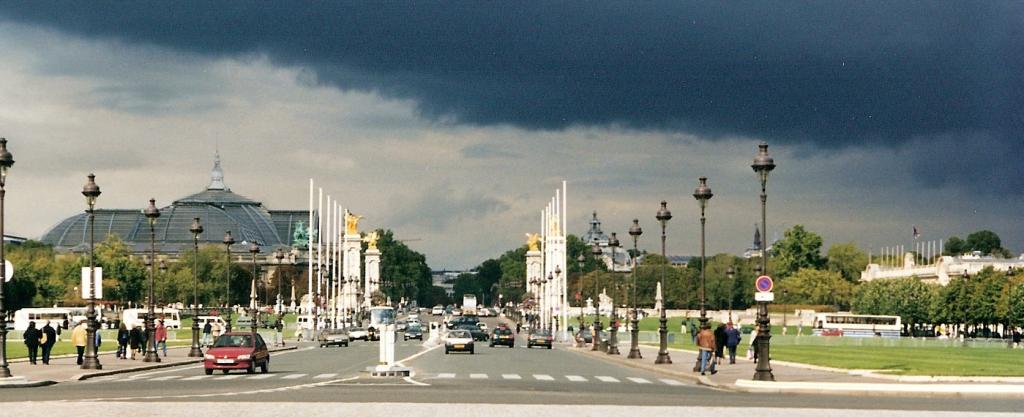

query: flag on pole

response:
[913,225,920,239]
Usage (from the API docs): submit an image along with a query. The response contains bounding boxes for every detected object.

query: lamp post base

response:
[655,315,671,364]
[81,357,102,370]
[607,329,620,355]
[627,318,642,359]
[590,321,601,351]
[188,324,203,357]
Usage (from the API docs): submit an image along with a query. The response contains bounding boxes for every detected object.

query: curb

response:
[0,378,58,389]
[734,379,1024,397]
[74,345,298,381]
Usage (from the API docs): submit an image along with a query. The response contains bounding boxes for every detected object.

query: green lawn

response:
[5,339,191,360]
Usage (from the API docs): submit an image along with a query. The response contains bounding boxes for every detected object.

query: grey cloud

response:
[387,184,511,232]
[460,143,521,160]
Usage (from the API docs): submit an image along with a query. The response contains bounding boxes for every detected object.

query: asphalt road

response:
[0,317,1020,414]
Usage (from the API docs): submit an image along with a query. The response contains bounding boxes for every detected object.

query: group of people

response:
[22,320,102,365]
[695,321,749,375]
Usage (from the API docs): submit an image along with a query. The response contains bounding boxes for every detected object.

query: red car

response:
[203,332,270,375]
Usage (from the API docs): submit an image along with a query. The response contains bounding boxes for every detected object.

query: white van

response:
[122,308,182,329]
[13,308,72,331]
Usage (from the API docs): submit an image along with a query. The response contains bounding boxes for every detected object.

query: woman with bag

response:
[23,321,41,365]
[116,323,129,359]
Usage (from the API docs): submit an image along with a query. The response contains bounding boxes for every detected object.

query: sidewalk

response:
[569,340,1024,397]
[2,341,298,388]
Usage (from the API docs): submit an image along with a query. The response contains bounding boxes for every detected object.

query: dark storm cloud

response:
[1,2,1021,187]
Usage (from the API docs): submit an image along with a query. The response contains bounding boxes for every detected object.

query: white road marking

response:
[281,373,306,379]
[217,375,243,380]
[248,374,274,379]
[533,374,554,381]
[313,373,337,379]
[627,377,652,384]
[470,373,488,379]
[566,375,587,382]
[659,378,686,386]
[436,373,456,379]
[596,376,620,383]
[501,374,521,380]
[180,375,211,381]
[149,375,182,381]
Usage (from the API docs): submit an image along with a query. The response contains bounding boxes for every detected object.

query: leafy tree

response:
[452,272,481,302]
[372,229,432,307]
[95,235,147,304]
[1007,284,1024,329]
[772,225,824,279]
[967,267,1006,326]
[826,243,868,283]
[943,236,966,256]
[778,268,854,309]
[965,230,1003,256]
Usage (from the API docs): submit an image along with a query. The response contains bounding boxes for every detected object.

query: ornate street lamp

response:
[751,141,776,381]
[590,243,603,351]
[554,265,561,337]
[627,219,643,359]
[606,233,621,355]
[143,198,161,362]
[223,231,235,333]
[275,249,285,315]
[726,266,735,323]
[79,174,103,370]
[249,242,260,341]
[0,139,13,378]
[188,218,204,357]
[576,254,585,338]
[545,272,553,333]
[654,201,672,364]
[691,176,713,371]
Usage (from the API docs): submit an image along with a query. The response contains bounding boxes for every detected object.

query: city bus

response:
[812,313,901,338]
[121,308,182,329]
[13,308,73,331]
[367,306,395,341]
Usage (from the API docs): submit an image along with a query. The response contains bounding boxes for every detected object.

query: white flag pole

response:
[308,179,314,314]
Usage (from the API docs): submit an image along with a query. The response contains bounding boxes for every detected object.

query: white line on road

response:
[502,374,522,380]
[436,373,456,378]
[659,379,686,386]
[566,375,587,382]
[281,374,306,379]
[149,375,182,381]
[470,373,488,379]
[180,375,211,381]
[313,373,337,379]
[248,374,274,379]
[627,377,652,384]
[217,375,243,380]
[596,376,620,383]
[533,374,554,381]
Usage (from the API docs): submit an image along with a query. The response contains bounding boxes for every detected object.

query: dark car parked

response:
[490,327,515,348]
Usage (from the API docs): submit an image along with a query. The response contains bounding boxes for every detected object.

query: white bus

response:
[812,313,901,338]
[13,308,72,331]
[121,308,182,329]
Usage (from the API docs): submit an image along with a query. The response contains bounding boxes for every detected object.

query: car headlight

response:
[204,354,215,360]
[237,354,251,360]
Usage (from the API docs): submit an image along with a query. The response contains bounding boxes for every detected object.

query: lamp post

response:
[249,243,260,340]
[545,272,553,333]
[275,249,285,315]
[655,201,672,364]
[751,141,776,381]
[0,139,11,378]
[691,176,713,371]
[590,244,603,351]
[726,266,735,323]
[188,218,204,357]
[78,174,103,370]
[606,233,621,355]
[223,231,235,333]
[627,219,643,359]
[158,260,167,306]
[143,198,161,362]
[554,265,562,338]
[576,254,585,339]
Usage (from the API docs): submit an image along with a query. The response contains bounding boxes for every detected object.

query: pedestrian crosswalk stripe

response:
[627,377,651,384]
[659,378,686,386]
[501,374,521,380]
[217,375,243,380]
[281,374,306,379]
[149,375,182,381]
[595,376,619,383]
[437,373,456,378]
[249,374,274,379]
[470,373,488,379]
[181,375,211,381]
[566,375,587,382]
[313,373,337,379]
[533,374,554,381]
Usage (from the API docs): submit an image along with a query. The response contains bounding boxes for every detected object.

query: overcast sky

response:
[0,2,1020,269]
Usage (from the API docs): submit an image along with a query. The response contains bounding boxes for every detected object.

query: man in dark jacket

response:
[713,323,727,365]
[41,321,57,365]
[724,322,742,364]
[23,321,40,365]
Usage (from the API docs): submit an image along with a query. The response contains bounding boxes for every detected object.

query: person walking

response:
[714,323,727,365]
[516,321,521,334]
[71,321,88,365]
[40,321,57,365]
[689,320,699,344]
[724,321,741,364]
[155,320,168,357]
[128,325,144,360]
[23,321,41,365]
[117,323,129,359]
[202,320,213,347]
[274,315,284,347]
[748,324,759,361]
[696,324,717,375]
[1013,328,1021,349]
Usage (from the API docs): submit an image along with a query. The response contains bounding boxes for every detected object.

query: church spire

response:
[208,150,227,190]
[753,223,762,250]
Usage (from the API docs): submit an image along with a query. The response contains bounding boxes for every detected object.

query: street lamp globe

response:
[751,141,776,187]
[693,176,713,208]
[82,174,101,208]
[0,138,13,184]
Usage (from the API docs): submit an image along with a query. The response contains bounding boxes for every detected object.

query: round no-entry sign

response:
[755,275,773,292]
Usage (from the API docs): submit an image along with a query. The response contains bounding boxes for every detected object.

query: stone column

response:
[365,247,381,305]
[343,233,363,311]
[526,250,542,327]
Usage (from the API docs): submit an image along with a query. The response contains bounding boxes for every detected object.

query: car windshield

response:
[450,330,471,338]
[532,331,551,337]
[407,324,421,331]
[350,328,365,332]
[213,334,253,348]
[495,329,512,335]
